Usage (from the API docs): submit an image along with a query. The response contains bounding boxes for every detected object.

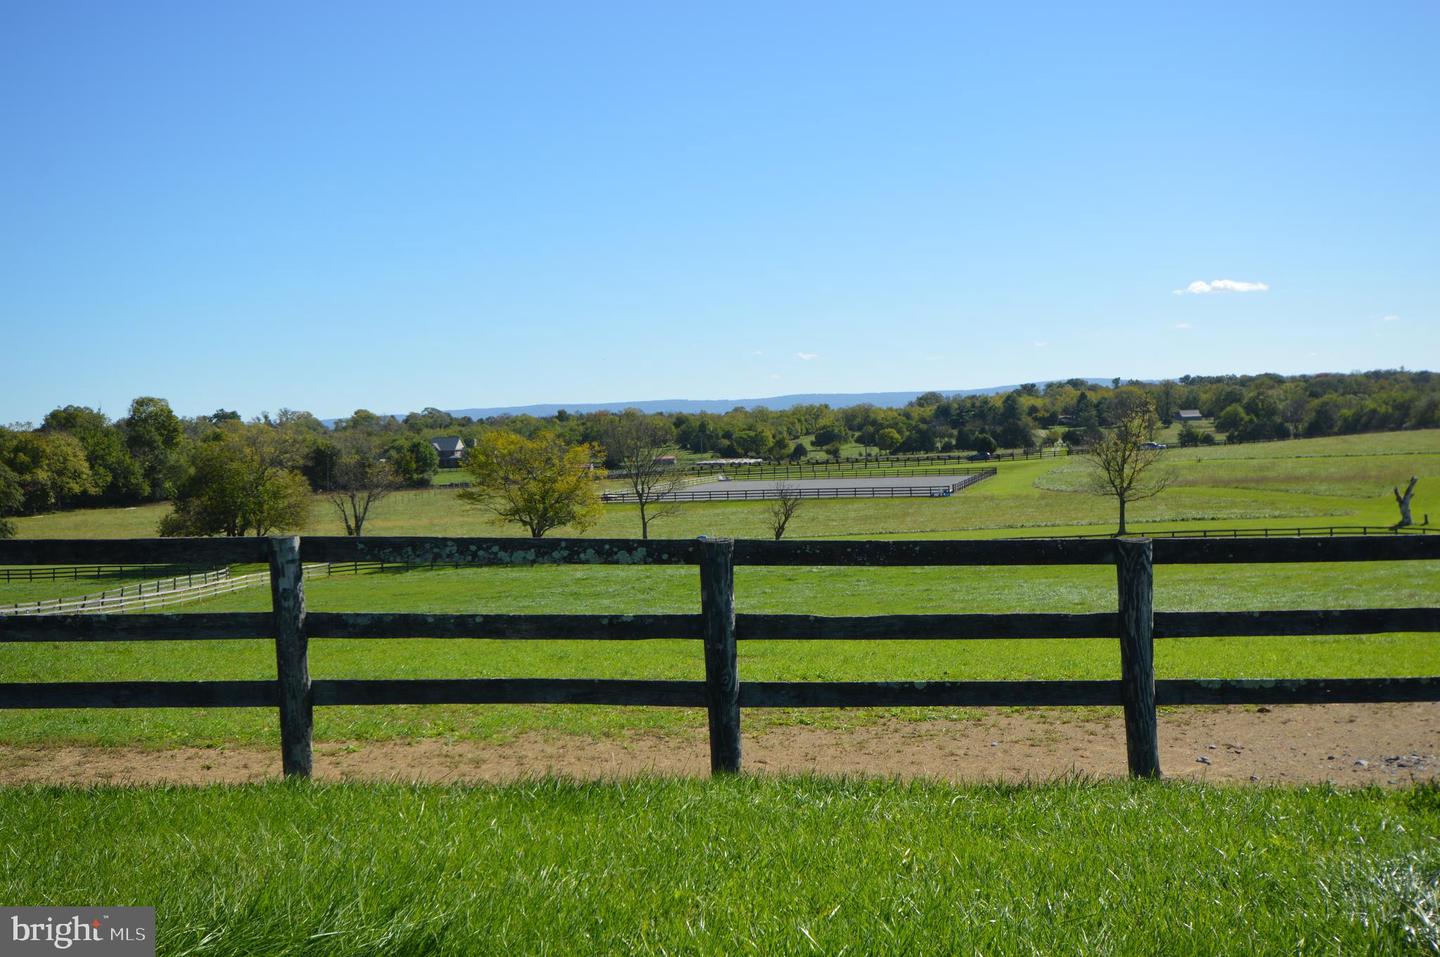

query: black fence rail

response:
[986,447,1068,462]
[0,563,202,583]
[1,533,1438,780]
[1066,525,1439,539]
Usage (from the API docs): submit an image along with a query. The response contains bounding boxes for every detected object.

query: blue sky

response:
[1,1,1435,423]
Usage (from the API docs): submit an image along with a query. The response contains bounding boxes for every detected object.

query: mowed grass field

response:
[1,430,1437,746]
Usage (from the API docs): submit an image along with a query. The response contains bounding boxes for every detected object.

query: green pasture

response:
[12,429,1438,543]
[1,430,1437,745]
[2,778,1436,956]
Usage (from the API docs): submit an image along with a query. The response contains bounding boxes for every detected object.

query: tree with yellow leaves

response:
[459,431,605,538]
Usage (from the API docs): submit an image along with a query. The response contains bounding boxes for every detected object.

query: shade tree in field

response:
[158,423,311,537]
[1084,396,1172,535]
[598,411,687,540]
[326,435,396,536]
[459,431,605,538]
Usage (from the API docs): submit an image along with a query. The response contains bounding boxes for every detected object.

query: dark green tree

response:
[42,405,144,501]
[159,425,311,537]
[385,437,440,487]
[122,396,184,500]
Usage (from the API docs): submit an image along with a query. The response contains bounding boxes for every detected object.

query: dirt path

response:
[1,704,1435,787]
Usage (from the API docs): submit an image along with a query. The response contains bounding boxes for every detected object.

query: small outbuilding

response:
[1176,409,1204,422]
[431,436,467,468]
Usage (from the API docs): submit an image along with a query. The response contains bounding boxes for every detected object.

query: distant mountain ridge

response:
[430,380,1115,420]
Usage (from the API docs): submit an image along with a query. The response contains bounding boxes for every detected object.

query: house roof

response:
[1177,409,1203,418]
[431,436,466,452]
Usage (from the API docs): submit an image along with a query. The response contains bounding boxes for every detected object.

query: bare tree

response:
[1085,397,1172,535]
[601,411,688,539]
[1393,476,1418,528]
[327,436,395,537]
[766,482,804,540]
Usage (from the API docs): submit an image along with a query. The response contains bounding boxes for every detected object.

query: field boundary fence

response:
[0,560,423,617]
[1,533,1436,780]
[676,464,996,481]
[604,469,996,503]
[1065,524,1439,539]
[0,567,238,616]
[0,563,204,583]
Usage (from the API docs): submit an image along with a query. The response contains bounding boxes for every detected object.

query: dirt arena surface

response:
[1,703,1434,788]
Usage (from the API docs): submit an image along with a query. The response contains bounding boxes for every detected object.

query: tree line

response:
[1,369,1436,538]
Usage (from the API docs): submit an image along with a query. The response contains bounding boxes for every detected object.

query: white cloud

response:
[752,350,765,356]
[1173,279,1270,295]
[769,373,782,380]
[1033,341,1048,348]
[795,352,818,360]
[1174,322,1192,330]
[1381,314,1400,322]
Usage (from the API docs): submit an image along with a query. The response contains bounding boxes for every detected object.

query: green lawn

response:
[1,777,1435,956]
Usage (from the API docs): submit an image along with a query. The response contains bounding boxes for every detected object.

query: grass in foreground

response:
[1,777,1436,956]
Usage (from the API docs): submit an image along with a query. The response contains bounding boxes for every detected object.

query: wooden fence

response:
[0,567,236,616]
[1068,525,1439,539]
[0,563,200,583]
[1,534,1437,780]
[668,464,998,482]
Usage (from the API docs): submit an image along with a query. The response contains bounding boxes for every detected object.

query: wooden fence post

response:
[268,536,312,779]
[699,538,740,774]
[1115,537,1160,778]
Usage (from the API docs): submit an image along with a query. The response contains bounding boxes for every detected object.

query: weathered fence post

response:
[1115,537,1160,778]
[699,538,740,774]
[268,536,312,779]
